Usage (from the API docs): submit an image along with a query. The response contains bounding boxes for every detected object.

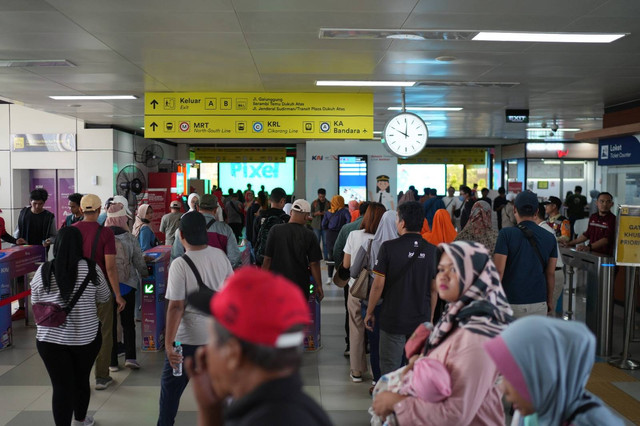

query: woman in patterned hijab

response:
[454,200,499,255]
[372,241,513,425]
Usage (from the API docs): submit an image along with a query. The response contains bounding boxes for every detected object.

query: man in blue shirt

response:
[494,191,557,319]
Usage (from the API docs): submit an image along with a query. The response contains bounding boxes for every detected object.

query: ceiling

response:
[1,0,640,143]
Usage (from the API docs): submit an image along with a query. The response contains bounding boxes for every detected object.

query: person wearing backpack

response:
[170,194,241,268]
[252,187,289,266]
[31,226,110,426]
[105,204,149,371]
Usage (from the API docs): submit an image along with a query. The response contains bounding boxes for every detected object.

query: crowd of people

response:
[2,181,623,425]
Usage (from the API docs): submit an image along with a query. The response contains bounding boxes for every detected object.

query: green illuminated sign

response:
[144,284,154,294]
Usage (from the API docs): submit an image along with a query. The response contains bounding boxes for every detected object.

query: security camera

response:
[541,121,547,128]
[551,123,559,132]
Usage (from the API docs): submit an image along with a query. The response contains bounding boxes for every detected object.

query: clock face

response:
[382,112,428,157]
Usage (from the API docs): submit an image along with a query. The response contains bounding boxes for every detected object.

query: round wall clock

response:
[382,112,428,157]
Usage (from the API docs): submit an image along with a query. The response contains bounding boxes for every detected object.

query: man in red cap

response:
[185,267,333,426]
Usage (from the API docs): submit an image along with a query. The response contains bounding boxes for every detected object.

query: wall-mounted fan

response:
[116,165,146,209]
[135,144,164,168]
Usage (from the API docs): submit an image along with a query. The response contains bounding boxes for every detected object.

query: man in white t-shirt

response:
[442,186,463,228]
[158,211,233,426]
[534,204,564,316]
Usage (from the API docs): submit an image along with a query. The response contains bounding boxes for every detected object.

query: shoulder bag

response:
[516,223,547,272]
[33,263,95,327]
[349,240,373,300]
[182,254,215,301]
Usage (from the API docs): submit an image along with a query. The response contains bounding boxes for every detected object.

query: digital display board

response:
[338,155,368,202]
[397,164,446,195]
[219,157,295,194]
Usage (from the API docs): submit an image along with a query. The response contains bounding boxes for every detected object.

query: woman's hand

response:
[402,354,420,377]
[372,391,407,418]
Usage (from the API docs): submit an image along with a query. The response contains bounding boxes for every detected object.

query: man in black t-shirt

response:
[493,187,508,230]
[262,199,324,301]
[365,201,437,376]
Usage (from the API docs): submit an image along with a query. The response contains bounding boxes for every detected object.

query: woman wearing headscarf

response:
[484,316,623,426]
[371,241,513,425]
[502,193,517,228]
[105,204,148,371]
[398,189,416,206]
[31,226,110,426]
[455,200,499,255]
[422,209,457,246]
[322,195,351,279]
[132,204,157,251]
[351,210,399,391]
[187,193,200,212]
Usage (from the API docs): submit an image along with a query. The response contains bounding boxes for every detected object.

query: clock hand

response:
[390,126,408,137]
[404,118,408,138]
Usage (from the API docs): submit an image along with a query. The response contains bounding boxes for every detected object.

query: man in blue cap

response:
[493,191,558,319]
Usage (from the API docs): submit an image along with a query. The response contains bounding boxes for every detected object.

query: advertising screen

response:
[397,164,446,195]
[219,157,294,194]
[338,155,368,202]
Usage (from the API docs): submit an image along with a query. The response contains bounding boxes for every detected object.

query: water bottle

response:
[172,341,183,377]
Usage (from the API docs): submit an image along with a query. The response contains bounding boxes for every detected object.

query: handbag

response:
[33,270,93,327]
[349,240,373,300]
[332,262,350,288]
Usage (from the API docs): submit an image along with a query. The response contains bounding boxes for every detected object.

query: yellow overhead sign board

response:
[398,148,487,165]
[144,115,373,139]
[615,205,640,266]
[144,92,373,116]
[193,148,287,163]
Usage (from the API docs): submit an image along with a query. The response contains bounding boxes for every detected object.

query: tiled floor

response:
[0,266,639,425]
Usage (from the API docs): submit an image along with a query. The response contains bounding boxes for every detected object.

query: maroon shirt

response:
[73,221,116,275]
[583,211,616,255]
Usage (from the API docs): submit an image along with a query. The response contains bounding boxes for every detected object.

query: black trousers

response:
[229,222,243,243]
[111,290,137,365]
[37,333,102,425]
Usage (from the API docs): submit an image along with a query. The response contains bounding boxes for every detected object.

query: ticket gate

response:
[0,245,46,350]
[560,248,615,357]
[141,246,171,352]
[304,275,321,352]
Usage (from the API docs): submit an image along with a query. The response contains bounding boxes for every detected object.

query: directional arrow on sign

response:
[144,284,154,294]
[150,122,158,131]
[150,99,158,109]
[363,129,368,133]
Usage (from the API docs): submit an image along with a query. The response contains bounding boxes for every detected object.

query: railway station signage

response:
[598,135,640,166]
[144,92,373,139]
[193,147,287,163]
[615,205,640,266]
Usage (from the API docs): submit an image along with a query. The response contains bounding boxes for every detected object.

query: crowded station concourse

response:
[2,2,640,425]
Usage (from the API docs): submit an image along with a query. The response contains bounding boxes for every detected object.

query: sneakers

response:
[72,415,95,426]
[343,346,350,357]
[108,365,120,372]
[11,307,25,321]
[117,342,125,357]
[95,377,113,390]
[125,359,140,369]
[325,277,332,285]
[350,372,363,383]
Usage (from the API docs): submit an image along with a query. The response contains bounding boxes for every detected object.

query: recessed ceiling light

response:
[0,59,75,67]
[386,34,426,41]
[414,80,519,88]
[435,56,457,62]
[388,106,463,111]
[49,95,138,100]
[473,31,627,43]
[316,80,415,87]
[526,127,581,132]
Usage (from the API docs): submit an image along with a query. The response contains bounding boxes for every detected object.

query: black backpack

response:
[254,213,289,264]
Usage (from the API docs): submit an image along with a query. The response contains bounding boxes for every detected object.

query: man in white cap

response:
[262,199,324,301]
[160,200,182,246]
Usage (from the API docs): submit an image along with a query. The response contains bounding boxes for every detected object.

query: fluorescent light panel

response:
[316,80,415,87]
[0,59,74,67]
[388,106,463,111]
[49,95,138,100]
[473,31,626,43]
[526,128,581,132]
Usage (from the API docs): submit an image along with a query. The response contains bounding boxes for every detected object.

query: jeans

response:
[95,296,114,380]
[313,228,328,260]
[37,333,101,426]
[157,343,200,426]
[379,329,409,376]
[362,302,381,381]
[111,290,137,365]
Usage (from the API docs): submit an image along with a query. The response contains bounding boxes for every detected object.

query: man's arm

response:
[545,257,557,312]
[493,253,507,280]
[564,233,588,247]
[165,299,185,369]
[261,256,271,271]
[310,261,323,301]
[104,254,125,311]
[364,274,385,331]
